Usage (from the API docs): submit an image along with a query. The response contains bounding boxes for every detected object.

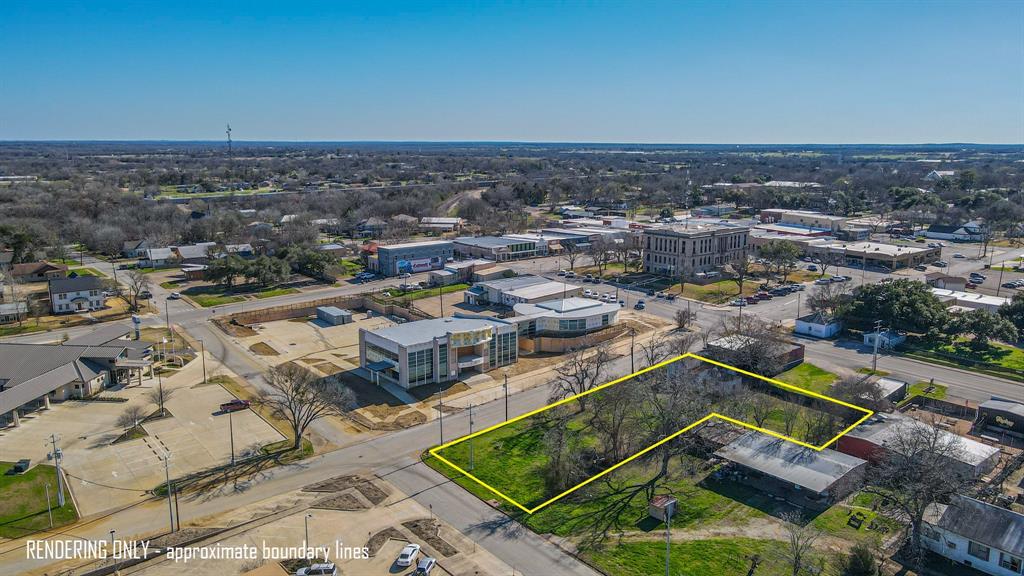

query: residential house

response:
[48,276,105,314]
[121,239,150,259]
[174,242,218,265]
[419,217,464,233]
[714,432,868,511]
[925,222,985,242]
[922,494,1024,576]
[0,302,28,324]
[926,273,969,291]
[139,247,176,268]
[794,312,842,339]
[924,170,956,182]
[11,261,68,283]
[702,334,805,376]
[863,330,907,350]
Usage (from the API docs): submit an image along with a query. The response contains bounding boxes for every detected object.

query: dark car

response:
[11,459,31,474]
[220,399,251,412]
[745,296,759,304]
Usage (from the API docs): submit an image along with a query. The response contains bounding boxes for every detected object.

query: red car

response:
[965,282,978,289]
[755,292,773,300]
[220,399,251,412]
[745,296,760,304]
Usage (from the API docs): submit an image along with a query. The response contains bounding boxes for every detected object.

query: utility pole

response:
[44,483,53,528]
[796,292,801,319]
[664,505,673,576]
[630,329,636,373]
[503,373,509,421]
[162,451,174,532]
[872,319,883,372]
[468,403,475,471]
[439,284,444,317]
[304,513,312,548]
[438,395,444,444]
[228,408,236,465]
[48,434,65,507]
[226,123,232,156]
[200,339,207,384]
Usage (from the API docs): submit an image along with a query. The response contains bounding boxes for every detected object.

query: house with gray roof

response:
[923,494,1024,576]
[48,276,105,314]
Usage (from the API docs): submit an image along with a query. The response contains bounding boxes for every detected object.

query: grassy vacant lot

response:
[904,339,1024,381]
[586,538,797,576]
[68,267,106,278]
[775,363,838,394]
[388,283,469,301]
[906,381,948,401]
[811,491,902,547]
[181,284,299,307]
[0,462,78,538]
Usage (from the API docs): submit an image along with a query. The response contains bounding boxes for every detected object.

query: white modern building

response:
[463,275,581,306]
[923,495,1024,576]
[512,297,620,337]
[359,316,518,389]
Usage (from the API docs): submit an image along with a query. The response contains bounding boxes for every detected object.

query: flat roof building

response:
[512,297,620,337]
[464,275,581,306]
[359,316,518,389]
[453,236,538,261]
[372,240,454,277]
[642,224,750,278]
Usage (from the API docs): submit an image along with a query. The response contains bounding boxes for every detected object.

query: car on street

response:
[396,544,421,567]
[666,293,676,301]
[927,243,938,248]
[790,283,806,291]
[655,291,665,298]
[814,278,831,285]
[730,298,747,306]
[966,282,978,289]
[399,272,411,279]
[1001,282,1018,289]
[934,261,948,267]
[295,562,337,576]
[744,296,759,305]
[619,300,626,306]
[139,290,152,299]
[601,293,614,302]
[971,273,986,280]
[168,292,181,299]
[564,271,576,279]
[914,265,928,271]
[219,399,251,412]
[806,264,818,271]
[414,557,437,575]
[634,300,646,310]
[583,289,595,297]
[769,287,790,296]
[557,269,566,276]
[585,274,595,282]
[936,242,947,247]
[953,253,965,258]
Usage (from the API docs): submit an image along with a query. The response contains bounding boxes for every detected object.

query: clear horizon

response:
[2,1,1022,143]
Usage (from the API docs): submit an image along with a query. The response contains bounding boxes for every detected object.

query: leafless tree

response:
[726,256,753,295]
[713,316,789,376]
[117,269,151,313]
[830,374,891,413]
[146,386,175,417]
[551,341,611,411]
[862,418,970,570]
[806,281,852,319]
[587,237,614,277]
[667,331,700,357]
[639,332,672,367]
[562,242,582,271]
[747,392,778,428]
[780,510,822,576]
[117,405,147,431]
[262,364,355,449]
[673,307,695,331]
[779,402,801,436]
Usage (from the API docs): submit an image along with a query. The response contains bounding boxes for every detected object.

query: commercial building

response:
[439,259,495,283]
[977,398,1024,439]
[419,217,464,233]
[715,432,868,511]
[0,326,152,427]
[931,288,1011,313]
[453,236,537,261]
[794,312,842,339]
[837,413,1000,478]
[749,236,940,270]
[316,306,353,326]
[641,224,750,277]
[359,316,518,389]
[925,273,969,291]
[925,221,985,242]
[463,275,581,306]
[759,209,849,233]
[371,240,454,277]
[922,495,1024,576]
[511,297,620,337]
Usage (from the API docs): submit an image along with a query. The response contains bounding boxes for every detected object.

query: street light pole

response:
[48,434,65,507]
[44,483,53,528]
[503,373,509,421]
[162,451,174,532]
[305,513,312,548]
[872,319,883,372]
[630,329,636,373]
[438,396,444,444]
[200,339,207,384]
[468,403,475,471]
[228,408,236,465]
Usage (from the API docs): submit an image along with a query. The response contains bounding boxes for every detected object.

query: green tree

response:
[999,292,1024,333]
[843,279,948,334]
[836,543,878,576]
[759,239,801,281]
[946,308,1018,351]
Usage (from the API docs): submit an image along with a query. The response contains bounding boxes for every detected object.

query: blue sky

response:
[1,1,1021,143]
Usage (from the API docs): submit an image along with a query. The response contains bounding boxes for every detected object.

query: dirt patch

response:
[355,482,389,505]
[311,492,367,511]
[213,318,258,337]
[288,316,315,323]
[298,357,321,365]
[313,362,343,376]
[303,474,389,505]
[409,382,471,402]
[391,411,427,428]
[367,527,406,557]
[249,342,279,356]
[401,519,458,557]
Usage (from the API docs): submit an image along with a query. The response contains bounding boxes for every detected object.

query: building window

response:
[1000,552,1023,573]
[407,348,433,386]
[438,344,448,377]
[601,314,609,326]
[968,541,990,561]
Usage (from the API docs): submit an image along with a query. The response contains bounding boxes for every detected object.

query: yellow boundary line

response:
[428,352,874,514]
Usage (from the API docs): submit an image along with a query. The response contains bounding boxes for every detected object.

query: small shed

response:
[429,269,458,286]
[648,495,677,522]
[316,306,353,326]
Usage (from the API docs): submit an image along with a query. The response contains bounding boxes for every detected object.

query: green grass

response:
[904,339,1024,381]
[907,381,948,401]
[390,283,470,301]
[586,538,799,576]
[68,267,106,278]
[812,492,903,546]
[261,437,315,463]
[335,258,364,277]
[189,294,245,307]
[0,461,78,538]
[159,281,181,289]
[0,324,46,338]
[775,363,838,394]
[856,368,890,376]
[253,287,299,299]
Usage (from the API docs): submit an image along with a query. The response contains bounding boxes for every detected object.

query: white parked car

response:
[168,292,181,299]
[396,543,421,567]
[730,298,747,307]
[414,557,437,575]
[583,289,595,297]
[295,562,337,576]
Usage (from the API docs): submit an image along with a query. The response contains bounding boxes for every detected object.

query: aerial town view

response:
[1,2,1023,576]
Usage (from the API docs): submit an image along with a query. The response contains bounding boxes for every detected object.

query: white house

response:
[924,170,956,182]
[794,312,842,338]
[48,276,105,314]
[923,495,1024,576]
[863,330,906,350]
[925,221,985,242]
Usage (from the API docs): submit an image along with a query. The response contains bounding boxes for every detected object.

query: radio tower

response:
[226,123,232,156]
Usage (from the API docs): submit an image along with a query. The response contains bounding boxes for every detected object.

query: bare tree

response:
[117,405,147,431]
[117,269,151,313]
[587,237,614,277]
[747,392,778,428]
[562,242,582,271]
[667,331,700,357]
[673,307,695,331]
[146,386,175,417]
[262,363,355,449]
[726,256,753,295]
[551,341,611,411]
[830,374,890,413]
[780,510,822,576]
[862,419,970,570]
[806,281,852,319]
[639,332,671,367]
[779,402,801,436]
